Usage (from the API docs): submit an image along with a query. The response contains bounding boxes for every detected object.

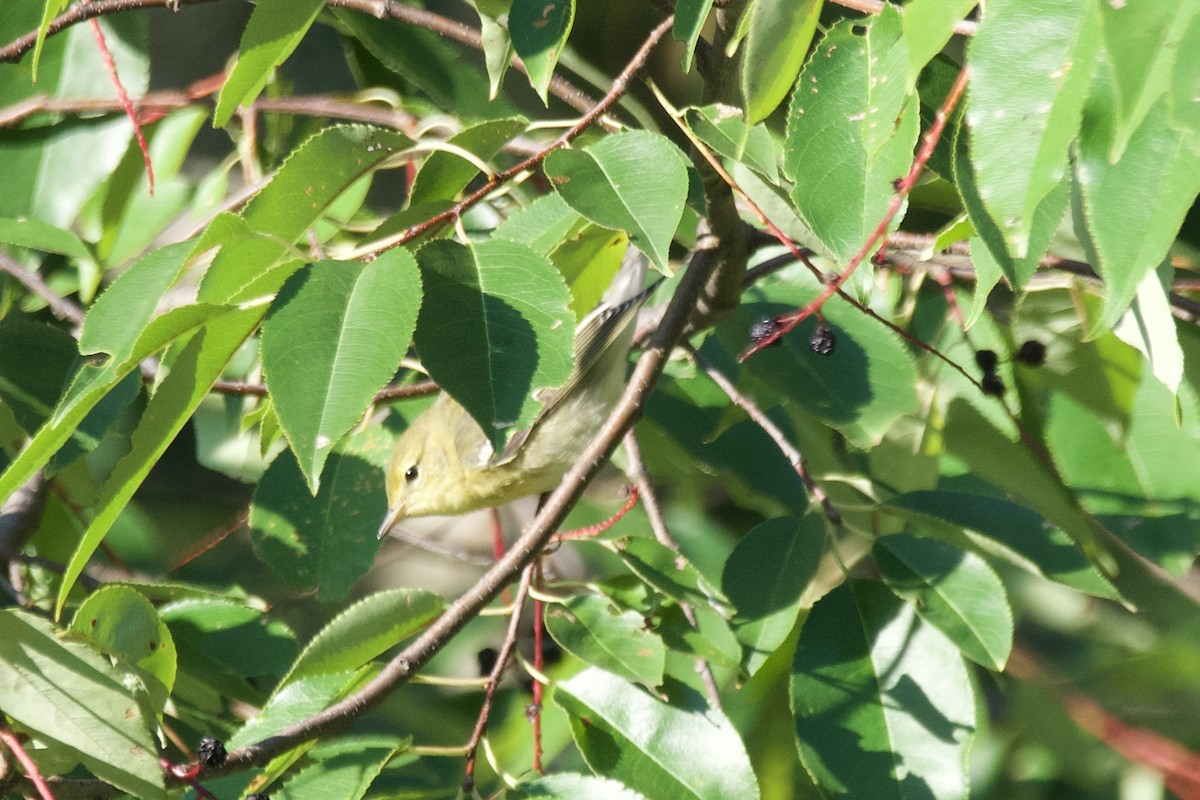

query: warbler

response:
[378,247,652,538]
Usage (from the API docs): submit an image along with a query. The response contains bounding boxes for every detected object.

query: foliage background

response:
[2,0,1200,799]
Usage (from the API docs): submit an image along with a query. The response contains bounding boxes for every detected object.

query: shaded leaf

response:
[510,0,574,103]
[0,610,166,800]
[875,534,1013,670]
[723,514,825,676]
[250,428,393,600]
[57,308,262,616]
[792,581,975,800]
[556,668,760,800]
[413,238,574,453]
[544,594,665,686]
[213,0,326,127]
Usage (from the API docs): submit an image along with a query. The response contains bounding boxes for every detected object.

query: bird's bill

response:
[377,505,405,540]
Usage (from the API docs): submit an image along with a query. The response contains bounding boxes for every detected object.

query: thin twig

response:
[624,431,723,709]
[0,252,85,325]
[0,727,55,800]
[685,344,842,526]
[462,562,535,793]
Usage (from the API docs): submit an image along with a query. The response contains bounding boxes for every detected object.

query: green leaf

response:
[495,191,586,255]
[901,0,975,86]
[0,16,148,228]
[229,667,375,750]
[69,585,177,711]
[1097,0,1200,160]
[198,125,413,304]
[792,581,975,800]
[607,536,728,610]
[544,594,666,686]
[0,303,236,513]
[722,514,825,677]
[954,119,1070,292]
[0,319,79,435]
[262,251,421,491]
[686,105,779,182]
[885,491,1113,597]
[475,2,515,98]
[413,238,574,453]
[212,0,326,127]
[944,398,1200,636]
[160,597,297,683]
[1111,261,1185,394]
[0,610,166,800]
[57,307,262,617]
[409,118,527,206]
[556,668,760,800]
[1168,12,1200,143]
[966,0,1100,257]
[673,0,715,73]
[282,588,444,685]
[31,0,70,81]
[251,428,393,600]
[783,8,920,264]
[740,0,822,124]
[275,735,407,800]
[514,774,647,799]
[510,0,574,103]
[0,216,90,260]
[1075,93,1200,334]
[80,240,192,360]
[874,534,1013,670]
[721,270,919,448]
[336,10,508,119]
[544,130,689,272]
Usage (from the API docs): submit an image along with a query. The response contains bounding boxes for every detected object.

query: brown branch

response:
[461,562,535,792]
[197,154,712,780]
[0,90,420,130]
[623,431,723,709]
[685,344,841,526]
[0,252,86,325]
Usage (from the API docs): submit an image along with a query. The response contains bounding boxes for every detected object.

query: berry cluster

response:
[974,340,1046,397]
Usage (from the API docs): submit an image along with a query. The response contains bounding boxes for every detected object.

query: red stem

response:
[88,16,154,195]
[740,63,971,360]
[0,727,56,800]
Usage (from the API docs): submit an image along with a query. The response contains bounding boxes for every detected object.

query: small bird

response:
[378,246,652,538]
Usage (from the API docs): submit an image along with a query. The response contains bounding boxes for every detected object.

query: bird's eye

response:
[404,466,419,482]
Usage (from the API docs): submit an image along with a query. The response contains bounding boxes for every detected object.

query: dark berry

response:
[477,647,499,676]
[247,794,270,800]
[974,349,998,373]
[749,317,783,347]
[809,324,836,356]
[1016,339,1046,366]
[981,372,1005,397]
[197,737,227,768]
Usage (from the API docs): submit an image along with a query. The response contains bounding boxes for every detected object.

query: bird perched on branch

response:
[378,247,652,538]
